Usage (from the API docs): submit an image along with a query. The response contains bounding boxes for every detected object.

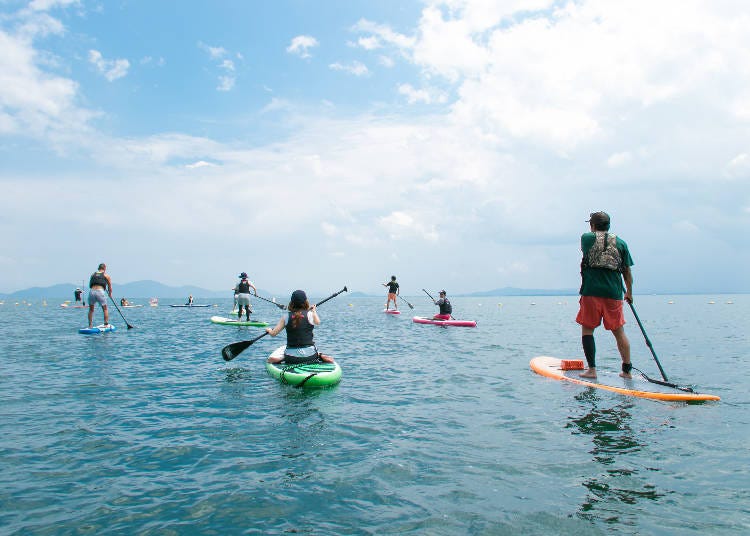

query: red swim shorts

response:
[576,296,626,331]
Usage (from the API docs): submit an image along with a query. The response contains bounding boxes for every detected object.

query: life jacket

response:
[286,311,314,348]
[89,271,107,289]
[237,279,251,294]
[582,232,623,272]
[438,298,452,315]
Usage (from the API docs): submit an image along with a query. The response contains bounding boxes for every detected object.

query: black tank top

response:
[286,311,314,348]
[237,280,250,293]
[439,298,452,315]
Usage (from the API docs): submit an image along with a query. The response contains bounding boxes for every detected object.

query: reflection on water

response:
[567,389,666,526]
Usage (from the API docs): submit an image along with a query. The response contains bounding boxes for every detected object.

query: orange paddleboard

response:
[530,356,720,402]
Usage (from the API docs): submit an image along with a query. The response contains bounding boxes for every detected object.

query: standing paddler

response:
[234,272,257,321]
[576,211,635,379]
[87,263,113,328]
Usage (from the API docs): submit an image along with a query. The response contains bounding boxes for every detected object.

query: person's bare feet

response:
[579,369,597,379]
[619,372,632,379]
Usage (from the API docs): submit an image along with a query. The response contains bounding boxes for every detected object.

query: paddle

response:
[254,293,287,310]
[627,301,694,393]
[398,295,415,309]
[109,295,134,329]
[221,286,348,361]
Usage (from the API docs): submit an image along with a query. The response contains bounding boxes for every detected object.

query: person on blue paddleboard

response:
[87,263,112,328]
[576,211,635,379]
[234,272,257,321]
[383,275,400,311]
[186,295,194,305]
[432,290,452,320]
[265,289,334,364]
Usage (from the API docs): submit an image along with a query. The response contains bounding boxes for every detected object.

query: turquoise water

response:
[1,294,748,534]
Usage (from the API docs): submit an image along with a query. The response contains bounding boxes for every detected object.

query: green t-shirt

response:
[579,232,634,300]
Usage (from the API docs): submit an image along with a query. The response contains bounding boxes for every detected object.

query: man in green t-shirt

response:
[576,211,634,379]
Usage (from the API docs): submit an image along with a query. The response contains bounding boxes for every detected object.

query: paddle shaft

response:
[109,295,134,329]
[221,286,348,361]
[627,301,668,382]
[398,295,415,309]
[253,293,286,309]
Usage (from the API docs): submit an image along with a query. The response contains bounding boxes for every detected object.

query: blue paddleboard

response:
[79,324,116,335]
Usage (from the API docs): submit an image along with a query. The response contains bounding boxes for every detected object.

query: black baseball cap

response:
[587,211,610,226]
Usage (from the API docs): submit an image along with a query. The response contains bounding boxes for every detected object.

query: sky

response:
[1,0,749,296]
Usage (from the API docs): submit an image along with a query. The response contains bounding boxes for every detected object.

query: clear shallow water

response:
[0,294,748,535]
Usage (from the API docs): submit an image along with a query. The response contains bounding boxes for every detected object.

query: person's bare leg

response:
[613,326,632,378]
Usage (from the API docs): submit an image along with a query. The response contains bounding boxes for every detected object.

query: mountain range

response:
[0,281,578,299]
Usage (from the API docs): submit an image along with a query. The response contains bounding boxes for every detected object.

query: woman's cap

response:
[239,272,248,278]
[439,290,446,295]
[290,289,307,305]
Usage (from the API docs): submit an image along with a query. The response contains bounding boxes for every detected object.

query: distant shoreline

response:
[1,283,747,301]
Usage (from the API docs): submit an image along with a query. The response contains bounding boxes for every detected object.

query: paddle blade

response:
[222,340,251,361]
[221,331,269,361]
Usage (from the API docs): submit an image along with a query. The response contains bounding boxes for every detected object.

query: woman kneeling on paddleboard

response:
[265,290,335,364]
[433,290,452,320]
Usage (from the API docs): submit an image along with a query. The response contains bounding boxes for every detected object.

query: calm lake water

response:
[0,294,747,535]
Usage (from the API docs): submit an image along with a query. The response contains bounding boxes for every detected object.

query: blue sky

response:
[1,0,749,295]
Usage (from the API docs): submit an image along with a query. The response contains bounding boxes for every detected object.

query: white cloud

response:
[286,35,319,58]
[377,211,439,242]
[398,83,448,105]
[88,49,130,81]
[352,19,416,51]
[379,55,395,68]
[0,19,95,140]
[321,222,338,236]
[405,0,750,152]
[185,160,218,169]
[140,56,165,66]
[357,36,381,50]
[606,151,632,168]
[198,42,239,91]
[726,153,750,179]
[329,61,370,77]
[199,42,228,59]
[217,75,235,92]
[28,0,80,11]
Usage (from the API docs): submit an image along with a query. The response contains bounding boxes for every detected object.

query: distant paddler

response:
[87,263,113,328]
[234,272,257,321]
[383,275,400,311]
[74,287,85,305]
[432,290,452,320]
